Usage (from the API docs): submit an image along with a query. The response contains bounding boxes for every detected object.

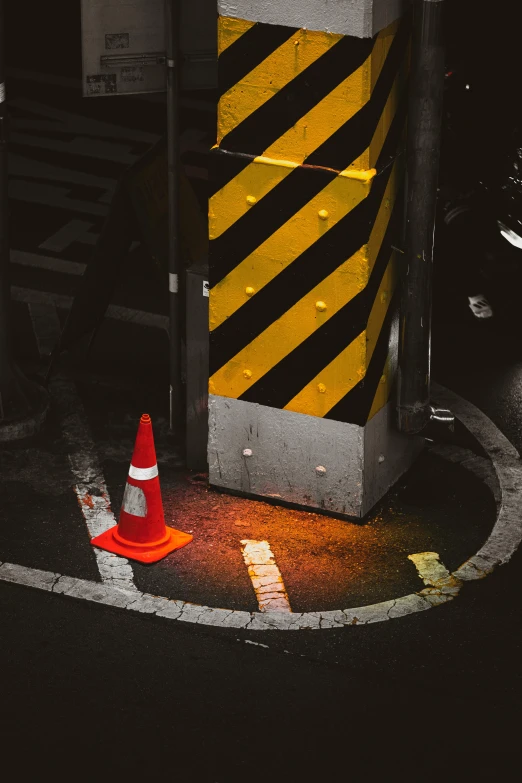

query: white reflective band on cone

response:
[169,273,179,293]
[122,483,148,517]
[128,464,159,480]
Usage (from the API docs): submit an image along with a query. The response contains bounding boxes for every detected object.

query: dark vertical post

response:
[0,0,48,439]
[397,0,445,434]
[165,0,183,443]
[0,0,10,416]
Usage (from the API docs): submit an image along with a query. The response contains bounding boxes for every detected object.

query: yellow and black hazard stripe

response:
[218,29,374,157]
[209,12,411,426]
[211,12,411,195]
[210,99,405,369]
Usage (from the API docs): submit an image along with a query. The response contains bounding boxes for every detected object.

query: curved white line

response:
[1,385,521,630]
[431,382,522,579]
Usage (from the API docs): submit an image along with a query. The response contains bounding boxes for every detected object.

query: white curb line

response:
[0,384,521,631]
[50,374,137,593]
[431,382,522,579]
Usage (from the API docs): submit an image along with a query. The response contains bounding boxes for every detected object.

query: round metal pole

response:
[0,0,11,409]
[397,0,445,434]
[0,0,49,440]
[165,0,183,443]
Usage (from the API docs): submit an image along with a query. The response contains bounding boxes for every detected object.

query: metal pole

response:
[0,0,48,440]
[165,0,183,441]
[397,0,445,434]
[0,0,11,414]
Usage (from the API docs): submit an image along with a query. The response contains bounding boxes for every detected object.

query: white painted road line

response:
[12,287,73,311]
[105,303,169,331]
[240,540,292,613]
[11,287,169,332]
[9,179,110,216]
[0,560,440,630]
[0,563,248,625]
[0,385,520,631]
[12,249,86,276]
[432,382,522,578]
[10,153,118,193]
[427,442,501,503]
[49,374,137,592]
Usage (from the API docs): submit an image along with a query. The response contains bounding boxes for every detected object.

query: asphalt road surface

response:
[2,6,522,779]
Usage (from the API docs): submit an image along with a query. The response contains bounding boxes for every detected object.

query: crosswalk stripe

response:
[11,249,86,276]
[11,287,169,331]
[9,179,110,216]
[38,220,96,253]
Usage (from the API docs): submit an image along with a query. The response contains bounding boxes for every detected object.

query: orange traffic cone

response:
[91,414,193,563]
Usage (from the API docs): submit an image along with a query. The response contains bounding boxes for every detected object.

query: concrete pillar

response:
[208,0,422,518]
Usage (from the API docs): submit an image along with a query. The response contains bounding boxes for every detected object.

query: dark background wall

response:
[5,1,82,77]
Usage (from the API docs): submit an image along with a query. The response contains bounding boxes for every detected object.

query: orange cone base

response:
[91,525,193,564]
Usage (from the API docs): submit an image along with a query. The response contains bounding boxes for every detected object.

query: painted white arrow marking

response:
[38,220,97,254]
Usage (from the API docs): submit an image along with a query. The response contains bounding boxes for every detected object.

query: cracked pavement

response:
[0,367,510,630]
[3,363,518,778]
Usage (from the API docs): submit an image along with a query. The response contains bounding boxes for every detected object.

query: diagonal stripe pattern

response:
[219,30,374,153]
[210,95,406,373]
[210,12,411,427]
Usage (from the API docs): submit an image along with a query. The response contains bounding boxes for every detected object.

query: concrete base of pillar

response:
[217,0,410,38]
[208,395,423,518]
